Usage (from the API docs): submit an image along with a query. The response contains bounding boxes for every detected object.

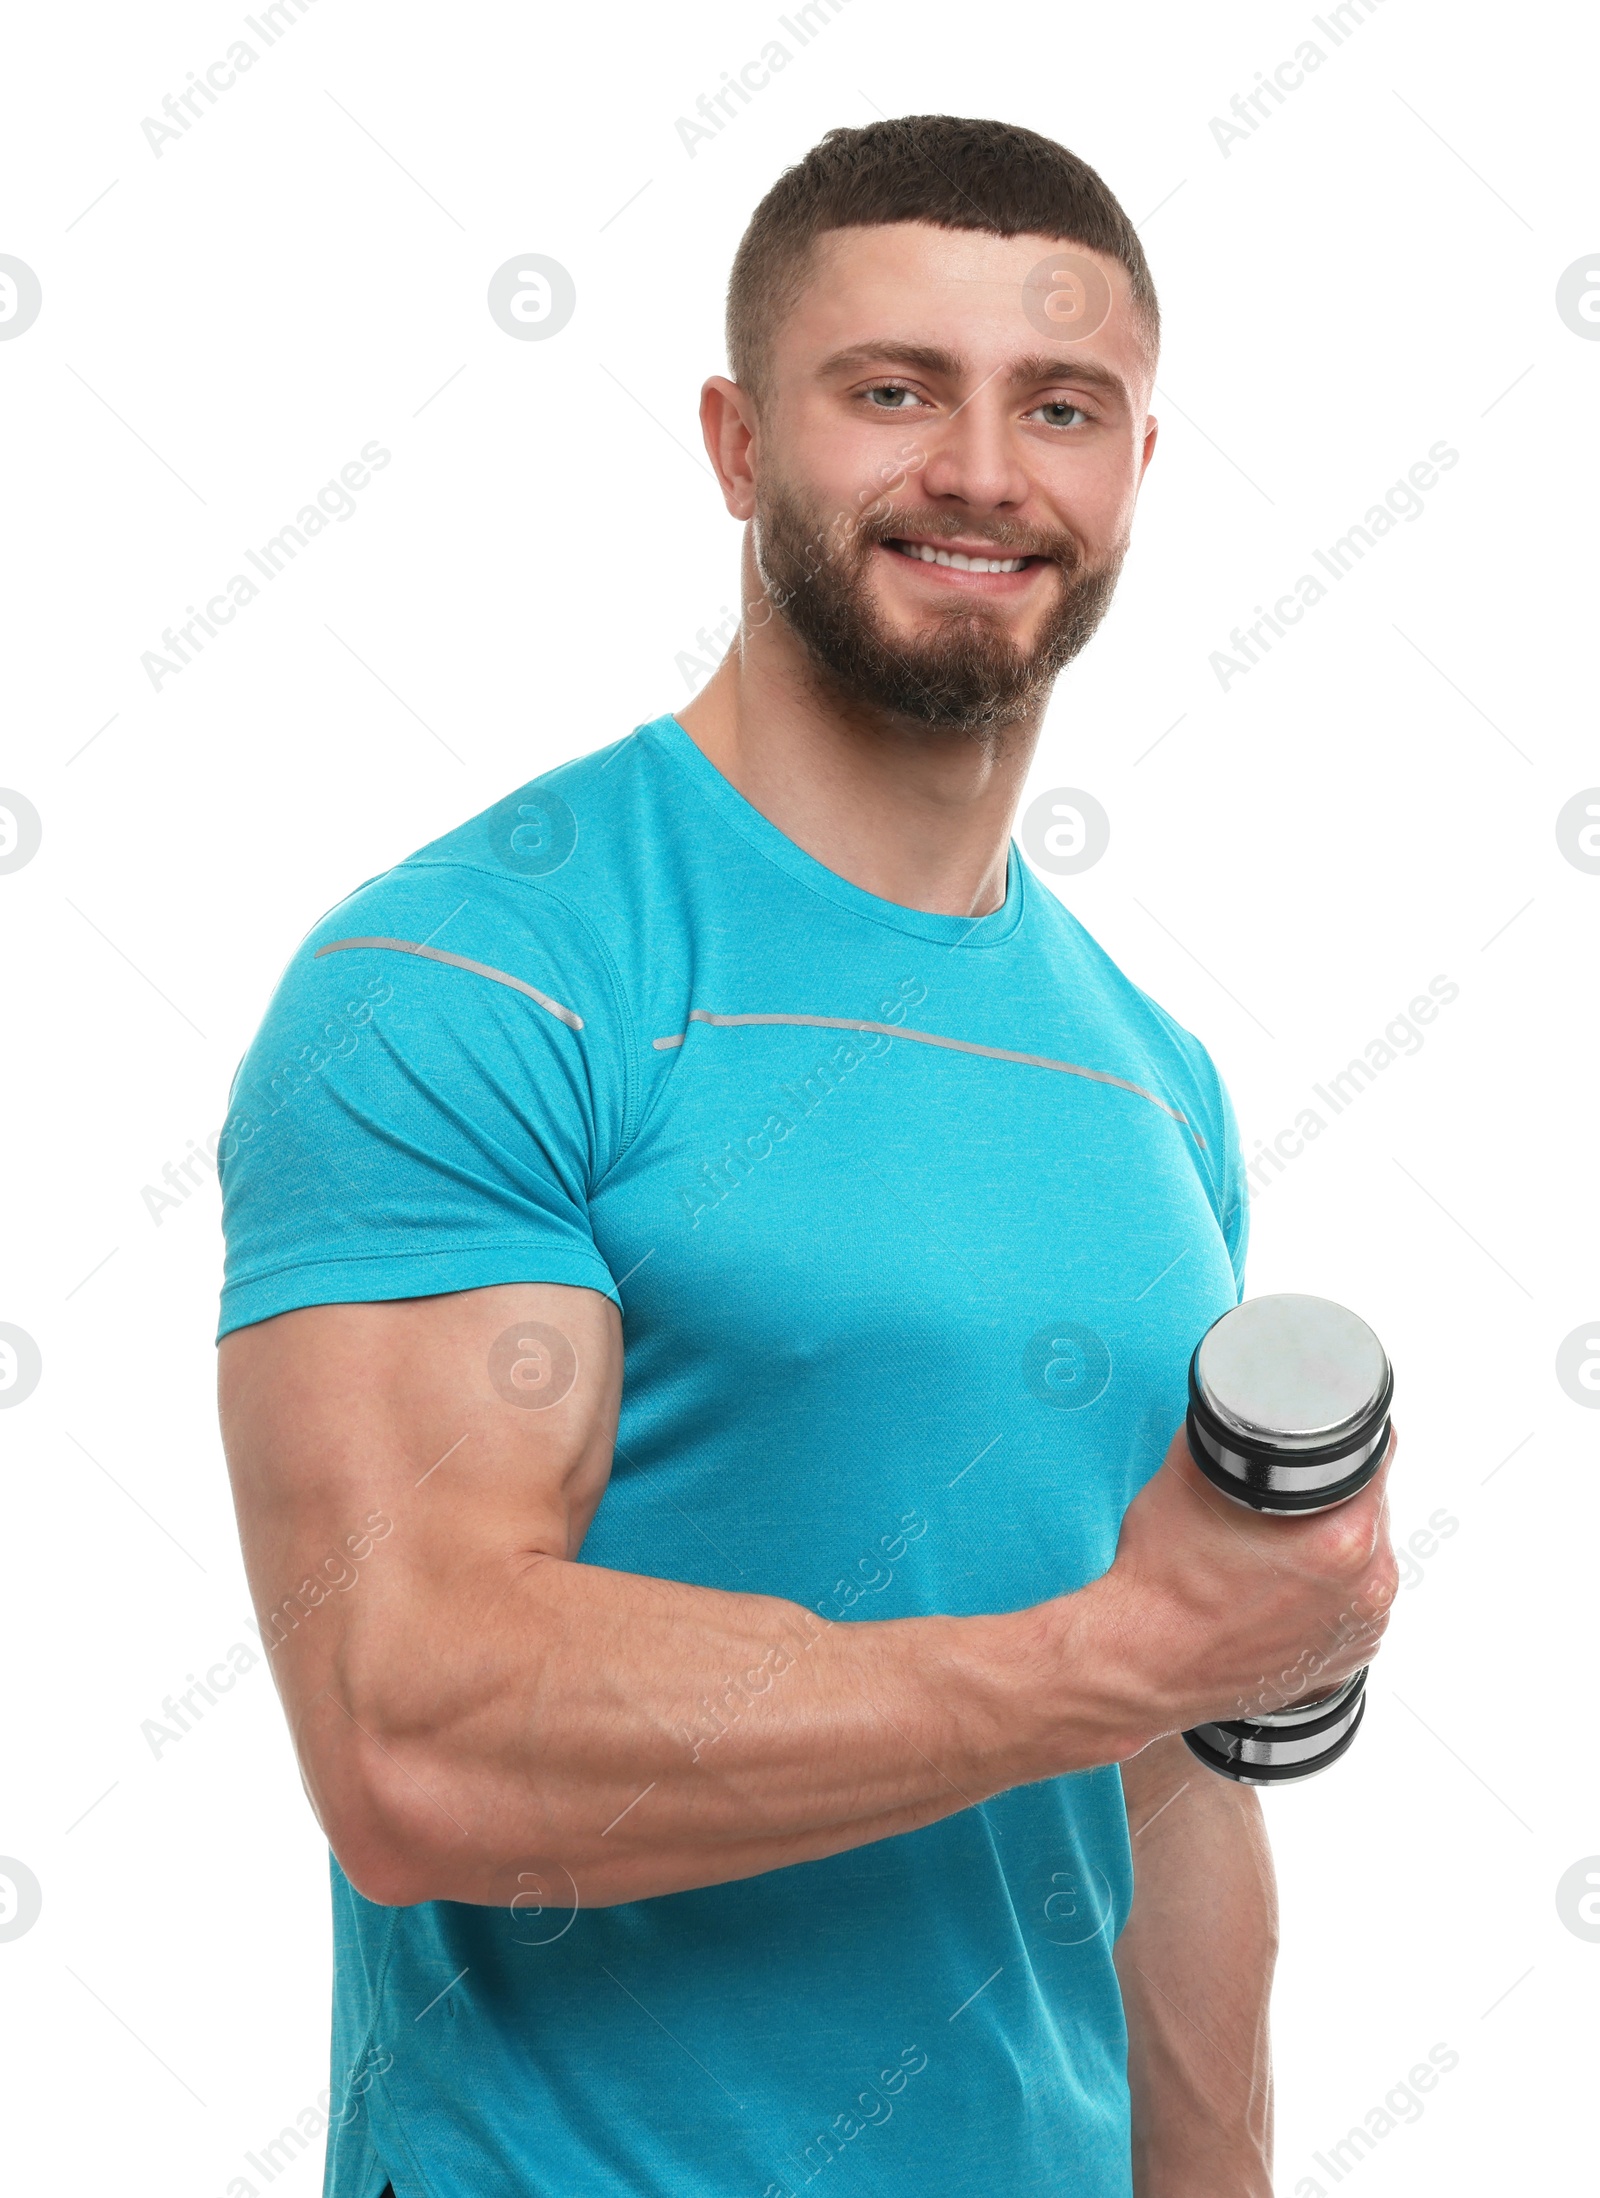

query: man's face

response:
[747,222,1157,734]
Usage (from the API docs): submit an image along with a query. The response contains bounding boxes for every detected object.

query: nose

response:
[912,379,1032,516]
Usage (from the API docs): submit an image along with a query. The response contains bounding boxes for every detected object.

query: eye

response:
[1031,399,1089,428]
[864,383,921,409]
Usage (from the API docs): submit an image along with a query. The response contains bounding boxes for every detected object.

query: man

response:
[218,115,1397,2198]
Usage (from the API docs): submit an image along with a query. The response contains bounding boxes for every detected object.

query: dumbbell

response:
[1180,1293,1393,1785]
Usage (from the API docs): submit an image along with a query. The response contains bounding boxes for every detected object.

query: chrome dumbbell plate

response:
[1186,1293,1392,1515]
[1183,1667,1369,1785]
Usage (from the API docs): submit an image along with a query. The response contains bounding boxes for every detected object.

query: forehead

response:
[776,220,1150,393]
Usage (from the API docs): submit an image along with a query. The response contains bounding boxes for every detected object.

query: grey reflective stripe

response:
[651,1010,1200,1144]
[315,937,583,1030]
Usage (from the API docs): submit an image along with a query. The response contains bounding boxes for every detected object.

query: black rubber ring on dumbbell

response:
[1184,1347,1393,1513]
[1181,1691,1367,1783]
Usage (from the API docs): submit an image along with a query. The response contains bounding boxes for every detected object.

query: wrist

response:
[968,1581,1164,1790]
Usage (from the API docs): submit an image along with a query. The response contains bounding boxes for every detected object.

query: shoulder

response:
[227,730,698,1160]
[400,724,661,901]
[270,717,696,1031]
[1021,870,1238,1161]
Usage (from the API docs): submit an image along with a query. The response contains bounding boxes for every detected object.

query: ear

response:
[700,376,760,521]
[1139,410,1159,483]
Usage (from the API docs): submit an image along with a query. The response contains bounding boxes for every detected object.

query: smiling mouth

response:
[882,537,1044,576]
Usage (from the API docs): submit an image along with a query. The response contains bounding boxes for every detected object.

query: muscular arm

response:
[1115,1733,1277,2198]
[218,1279,1395,1916]
[219,1281,1117,1910]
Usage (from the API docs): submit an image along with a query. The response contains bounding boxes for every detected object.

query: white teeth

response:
[898,541,1026,573]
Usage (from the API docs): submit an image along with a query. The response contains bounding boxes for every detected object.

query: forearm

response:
[302,1553,1138,1909]
[1114,1734,1277,2198]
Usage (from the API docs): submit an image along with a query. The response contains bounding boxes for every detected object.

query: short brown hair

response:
[727,114,1159,402]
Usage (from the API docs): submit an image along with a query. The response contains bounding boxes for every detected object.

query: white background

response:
[1,1,1595,2191]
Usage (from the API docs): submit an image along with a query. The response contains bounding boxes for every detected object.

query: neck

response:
[676,558,1047,921]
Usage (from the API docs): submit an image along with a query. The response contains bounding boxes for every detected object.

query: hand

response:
[1079,1418,1399,1752]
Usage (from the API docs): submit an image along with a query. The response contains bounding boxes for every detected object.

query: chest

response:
[579,973,1236,1614]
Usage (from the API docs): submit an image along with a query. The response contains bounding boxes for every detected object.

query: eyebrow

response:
[816,340,1132,407]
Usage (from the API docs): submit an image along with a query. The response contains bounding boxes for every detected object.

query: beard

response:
[752,477,1126,736]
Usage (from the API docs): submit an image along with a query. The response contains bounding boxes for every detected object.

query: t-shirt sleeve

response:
[1214,1069,1250,1302]
[1125,980,1252,1306]
[216,862,634,1341]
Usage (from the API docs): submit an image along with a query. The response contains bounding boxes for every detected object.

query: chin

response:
[872,592,1028,655]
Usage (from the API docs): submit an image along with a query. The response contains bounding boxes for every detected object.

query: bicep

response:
[218,1280,623,1720]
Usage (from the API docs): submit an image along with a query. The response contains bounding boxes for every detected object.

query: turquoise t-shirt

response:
[217,712,1248,2198]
